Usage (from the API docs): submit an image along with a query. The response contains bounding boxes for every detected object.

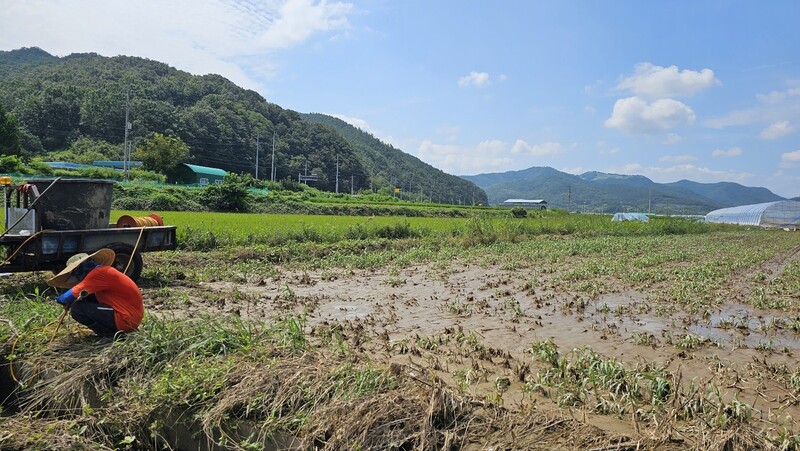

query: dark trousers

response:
[70,294,119,337]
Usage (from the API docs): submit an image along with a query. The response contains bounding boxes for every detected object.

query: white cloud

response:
[599,147,620,156]
[584,105,597,114]
[435,126,461,142]
[417,139,512,174]
[659,154,697,163]
[256,0,353,50]
[326,113,406,150]
[706,85,800,131]
[605,96,695,134]
[561,166,587,175]
[510,140,565,156]
[760,120,795,139]
[615,63,720,99]
[476,139,506,153]
[781,150,800,168]
[0,0,354,93]
[458,71,490,88]
[663,133,682,144]
[757,91,787,104]
[584,80,603,94]
[327,113,373,133]
[768,171,800,198]
[711,147,743,158]
[704,109,759,129]
[757,87,800,104]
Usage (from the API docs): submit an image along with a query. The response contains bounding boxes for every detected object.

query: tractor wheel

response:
[106,243,143,282]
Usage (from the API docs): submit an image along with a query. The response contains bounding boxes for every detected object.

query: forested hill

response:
[301,113,487,205]
[0,47,483,201]
[463,167,784,214]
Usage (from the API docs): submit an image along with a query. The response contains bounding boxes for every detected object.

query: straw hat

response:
[47,248,116,288]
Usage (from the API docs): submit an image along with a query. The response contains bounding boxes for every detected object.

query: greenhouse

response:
[611,212,649,222]
[704,200,800,227]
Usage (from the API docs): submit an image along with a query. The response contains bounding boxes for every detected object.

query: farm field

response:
[2,211,800,450]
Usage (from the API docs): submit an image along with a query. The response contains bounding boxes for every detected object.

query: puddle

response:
[318,302,372,320]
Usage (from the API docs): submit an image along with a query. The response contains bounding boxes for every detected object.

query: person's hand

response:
[56,289,76,306]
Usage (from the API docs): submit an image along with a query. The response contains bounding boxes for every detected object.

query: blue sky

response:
[1,0,799,197]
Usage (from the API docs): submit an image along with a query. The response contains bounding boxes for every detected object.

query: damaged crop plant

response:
[0,307,636,450]
[2,210,800,450]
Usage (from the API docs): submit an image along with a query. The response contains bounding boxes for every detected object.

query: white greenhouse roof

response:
[502,199,546,204]
[612,212,649,222]
[704,200,800,227]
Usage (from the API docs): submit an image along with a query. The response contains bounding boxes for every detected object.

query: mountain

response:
[0,47,483,203]
[579,171,656,188]
[301,113,486,205]
[463,167,785,214]
[664,180,783,207]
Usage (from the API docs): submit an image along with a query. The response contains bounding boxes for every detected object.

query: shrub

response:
[0,154,25,173]
[148,192,200,211]
[375,221,417,239]
[511,207,528,218]
[26,159,54,175]
[280,177,304,192]
[201,174,252,212]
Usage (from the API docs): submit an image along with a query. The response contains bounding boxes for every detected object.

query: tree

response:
[132,132,189,175]
[201,173,252,212]
[511,207,528,218]
[0,103,21,155]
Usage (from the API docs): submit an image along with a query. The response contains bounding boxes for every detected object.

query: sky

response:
[1,0,799,197]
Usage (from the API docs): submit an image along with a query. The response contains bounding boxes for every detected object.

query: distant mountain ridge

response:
[462,167,784,214]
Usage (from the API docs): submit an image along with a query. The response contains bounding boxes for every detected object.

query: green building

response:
[169,163,227,186]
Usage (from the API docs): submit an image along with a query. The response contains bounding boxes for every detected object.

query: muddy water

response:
[163,261,800,436]
[200,264,800,358]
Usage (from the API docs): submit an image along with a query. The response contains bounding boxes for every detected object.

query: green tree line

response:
[0,47,486,204]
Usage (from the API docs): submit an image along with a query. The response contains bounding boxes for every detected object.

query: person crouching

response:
[47,249,143,337]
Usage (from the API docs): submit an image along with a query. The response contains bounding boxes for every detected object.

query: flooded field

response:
[2,225,800,449]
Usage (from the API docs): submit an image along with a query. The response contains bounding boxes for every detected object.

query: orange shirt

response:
[71,266,144,332]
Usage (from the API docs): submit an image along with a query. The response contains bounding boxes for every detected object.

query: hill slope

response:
[0,47,483,202]
[301,113,486,205]
[463,167,784,214]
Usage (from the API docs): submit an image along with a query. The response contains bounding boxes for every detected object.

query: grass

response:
[0,311,405,449]
[111,209,715,251]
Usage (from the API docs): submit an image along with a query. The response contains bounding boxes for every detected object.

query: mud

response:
[143,249,800,441]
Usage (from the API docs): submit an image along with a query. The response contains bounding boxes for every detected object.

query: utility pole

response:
[648,188,652,214]
[271,131,276,182]
[123,87,131,179]
[255,134,260,179]
[335,154,339,193]
[350,175,354,195]
[567,185,572,212]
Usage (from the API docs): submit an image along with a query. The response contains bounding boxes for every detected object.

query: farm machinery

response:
[0,177,177,282]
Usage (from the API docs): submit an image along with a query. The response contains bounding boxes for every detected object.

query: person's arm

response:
[56,288,90,306]
[56,289,76,305]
